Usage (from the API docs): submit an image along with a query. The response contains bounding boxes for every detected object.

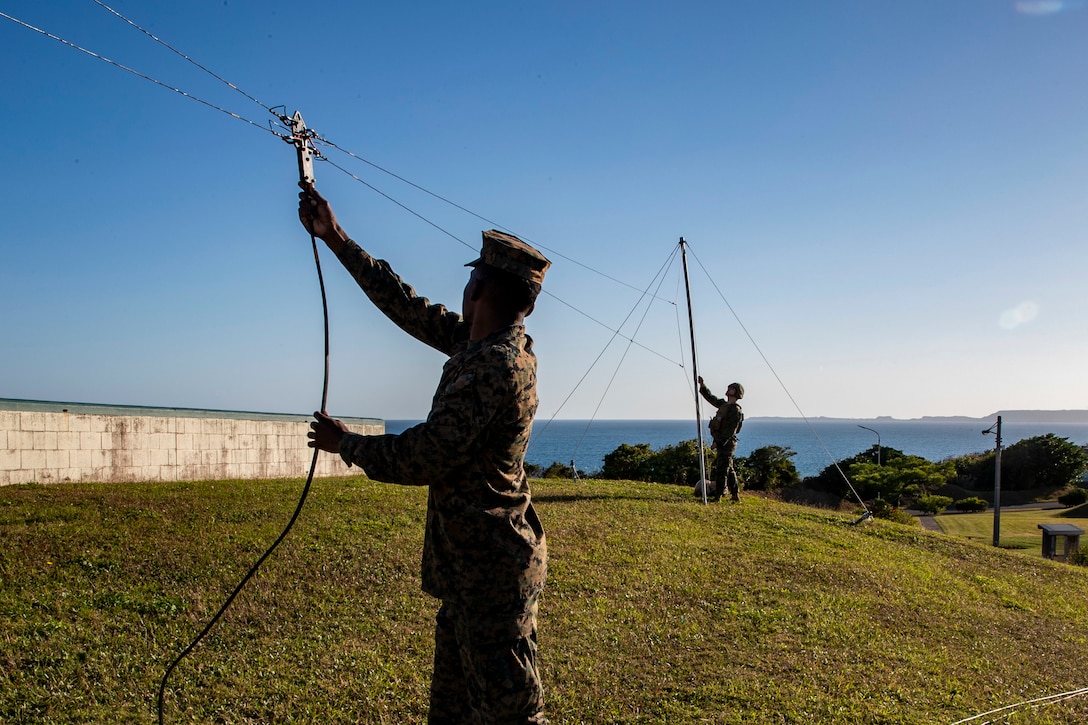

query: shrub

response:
[601,440,708,486]
[541,461,577,479]
[601,443,653,481]
[645,439,705,486]
[803,447,954,505]
[1058,487,1088,507]
[1070,544,1088,567]
[882,509,919,526]
[953,434,1088,491]
[737,446,801,491]
[914,495,953,516]
[804,446,906,499]
[871,498,894,517]
[869,499,917,526]
[955,497,988,512]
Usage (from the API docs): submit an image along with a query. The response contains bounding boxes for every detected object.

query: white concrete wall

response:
[0,400,383,486]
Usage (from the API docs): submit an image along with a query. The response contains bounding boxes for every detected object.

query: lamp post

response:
[858,425,881,465]
[983,416,1003,547]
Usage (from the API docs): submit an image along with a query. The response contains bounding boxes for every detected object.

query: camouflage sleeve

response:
[338,344,516,484]
[723,404,744,437]
[335,238,465,355]
[699,382,725,409]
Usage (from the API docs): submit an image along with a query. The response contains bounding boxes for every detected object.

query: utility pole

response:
[983,416,1003,547]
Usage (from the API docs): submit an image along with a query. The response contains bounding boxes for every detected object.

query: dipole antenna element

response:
[286,110,317,186]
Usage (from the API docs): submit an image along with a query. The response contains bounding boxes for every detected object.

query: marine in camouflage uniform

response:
[299,183,550,725]
[698,376,744,502]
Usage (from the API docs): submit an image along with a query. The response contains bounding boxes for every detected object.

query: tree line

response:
[527,433,1088,515]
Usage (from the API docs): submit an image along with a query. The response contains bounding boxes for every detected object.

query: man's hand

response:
[308,410,350,453]
[697,376,704,385]
[298,182,349,253]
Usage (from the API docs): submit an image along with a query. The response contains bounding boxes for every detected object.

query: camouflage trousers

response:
[428,599,546,725]
[712,441,739,500]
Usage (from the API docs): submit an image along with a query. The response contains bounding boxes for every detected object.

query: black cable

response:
[156,230,330,723]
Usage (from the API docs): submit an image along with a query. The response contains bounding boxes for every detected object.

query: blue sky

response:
[2,1,1086,421]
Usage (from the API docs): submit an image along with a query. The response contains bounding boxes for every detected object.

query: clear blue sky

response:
[2,1,1086,421]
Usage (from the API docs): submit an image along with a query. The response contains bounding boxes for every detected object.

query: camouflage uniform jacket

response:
[333,239,547,622]
[699,382,744,448]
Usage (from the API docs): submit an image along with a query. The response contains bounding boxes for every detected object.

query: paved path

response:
[918,515,941,532]
[912,501,1066,534]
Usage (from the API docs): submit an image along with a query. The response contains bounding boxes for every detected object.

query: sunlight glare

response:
[999,301,1040,329]
[1015,0,1083,15]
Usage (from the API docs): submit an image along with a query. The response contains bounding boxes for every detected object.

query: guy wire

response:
[3,6,680,361]
[91,0,274,116]
[530,245,682,464]
[685,245,870,515]
[948,686,1088,725]
[316,136,670,300]
[316,151,682,365]
[7,1,866,511]
[0,10,277,137]
[570,243,682,462]
[14,8,1085,723]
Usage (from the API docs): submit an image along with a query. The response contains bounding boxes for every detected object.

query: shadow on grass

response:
[534,492,672,504]
[1058,503,1088,519]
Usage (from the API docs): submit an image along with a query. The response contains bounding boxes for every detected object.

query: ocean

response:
[386,418,1088,478]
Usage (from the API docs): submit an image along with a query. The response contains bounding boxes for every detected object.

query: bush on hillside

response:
[601,440,707,486]
[952,434,1088,491]
[737,446,801,491]
[803,446,955,505]
[848,457,955,506]
[948,451,990,488]
[804,445,904,499]
[1058,487,1088,507]
[601,443,654,481]
[914,495,953,515]
[870,498,917,526]
[539,461,588,479]
[599,441,803,488]
[955,497,988,512]
[645,439,706,486]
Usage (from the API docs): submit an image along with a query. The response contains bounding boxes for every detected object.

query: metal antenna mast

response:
[680,238,709,504]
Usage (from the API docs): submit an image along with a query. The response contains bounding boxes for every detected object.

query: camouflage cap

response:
[729,383,745,399]
[466,230,551,285]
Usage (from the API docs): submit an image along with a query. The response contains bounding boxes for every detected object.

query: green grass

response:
[3,477,1088,724]
[933,506,1088,552]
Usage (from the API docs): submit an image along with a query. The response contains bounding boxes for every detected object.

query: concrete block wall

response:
[0,399,383,486]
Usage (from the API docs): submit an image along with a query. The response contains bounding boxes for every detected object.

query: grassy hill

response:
[2,477,1088,724]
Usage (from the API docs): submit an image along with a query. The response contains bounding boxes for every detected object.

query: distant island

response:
[756,410,1088,425]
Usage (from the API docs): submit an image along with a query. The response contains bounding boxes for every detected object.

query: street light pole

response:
[983,416,1003,547]
[858,425,881,466]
